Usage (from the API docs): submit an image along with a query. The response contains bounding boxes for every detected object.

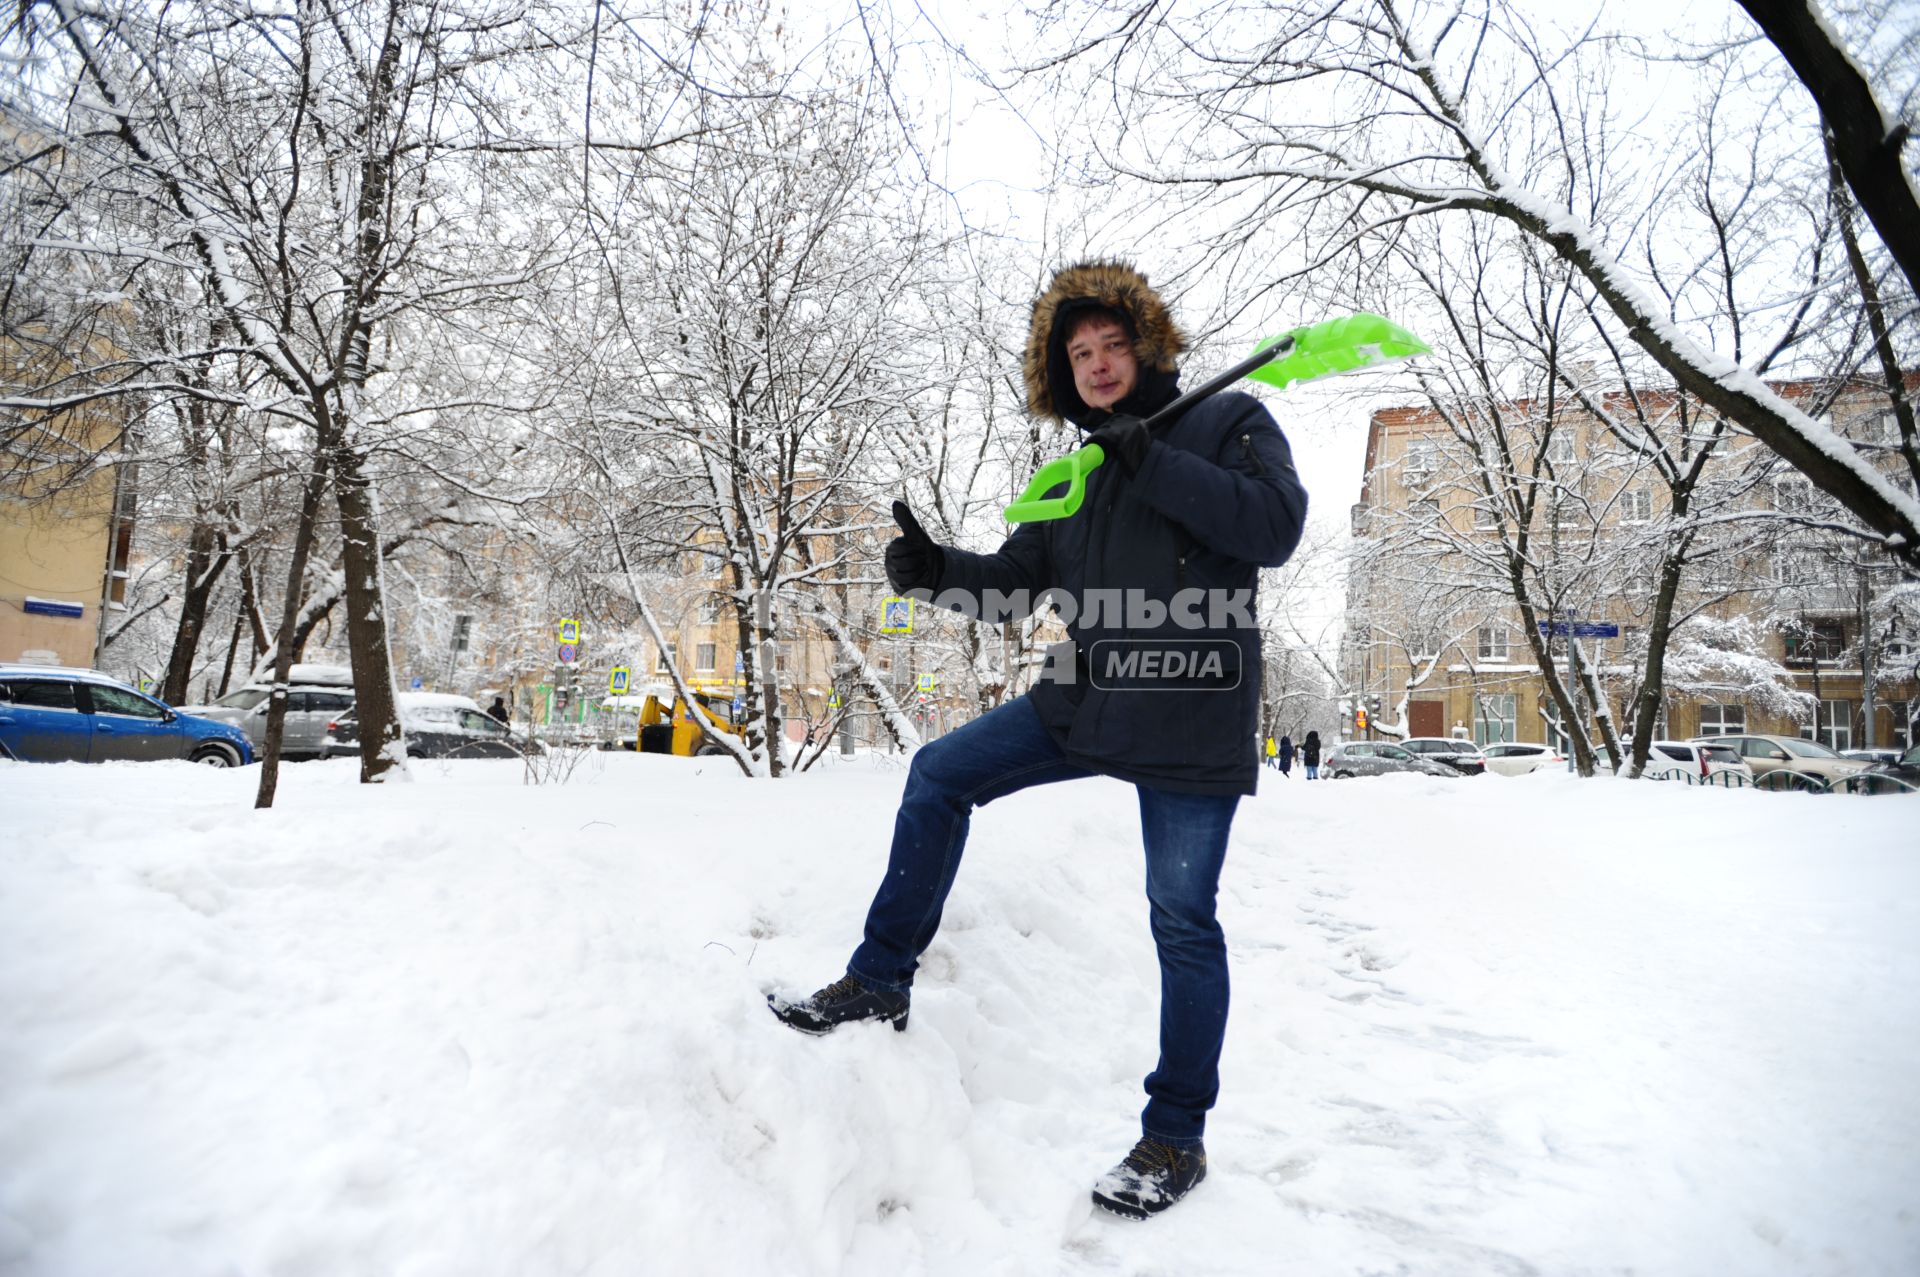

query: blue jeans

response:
[848,695,1239,1147]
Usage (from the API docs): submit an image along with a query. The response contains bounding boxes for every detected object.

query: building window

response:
[1806,698,1852,750]
[1785,620,1845,663]
[1403,438,1438,477]
[1545,431,1575,464]
[1621,488,1652,523]
[1772,552,1813,587]
[1474,499,1500,529]
[1773,477,1814,514]
[1477,625,1510,662]
[656,643,677,674]
[696,642,717,672]
[1697,702,1745,737]
[1890,699,1912,751]
[697,592,725,623]
[1473,693,1516,746]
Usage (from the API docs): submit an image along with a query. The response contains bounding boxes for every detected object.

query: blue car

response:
[0,664,253,767]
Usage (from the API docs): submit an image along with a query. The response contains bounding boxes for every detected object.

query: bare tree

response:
[1028,0,1920,566]
[5,0,628,800]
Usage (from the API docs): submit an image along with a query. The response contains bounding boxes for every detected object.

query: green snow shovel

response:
[1002,312,1431,523]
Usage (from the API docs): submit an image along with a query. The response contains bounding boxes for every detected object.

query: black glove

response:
[885,500,944,593]
[1088,414,1151,475]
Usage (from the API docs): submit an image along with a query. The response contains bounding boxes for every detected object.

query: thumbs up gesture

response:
[885,500,944,593]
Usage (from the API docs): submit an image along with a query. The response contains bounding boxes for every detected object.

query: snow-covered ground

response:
[2,751,1915,1276]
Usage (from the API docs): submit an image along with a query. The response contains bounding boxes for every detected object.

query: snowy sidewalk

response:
[2,754,1915,1275]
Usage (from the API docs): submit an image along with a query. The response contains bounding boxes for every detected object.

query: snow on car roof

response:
[395,692,481,710]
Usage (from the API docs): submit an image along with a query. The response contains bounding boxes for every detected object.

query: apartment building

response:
[1344,376,1918,751]
[1,340,136,669]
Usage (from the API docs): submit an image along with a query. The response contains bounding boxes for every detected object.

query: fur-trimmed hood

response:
[1023,260,1188,424]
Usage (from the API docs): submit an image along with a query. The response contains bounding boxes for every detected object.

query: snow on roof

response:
[284,663,353,685]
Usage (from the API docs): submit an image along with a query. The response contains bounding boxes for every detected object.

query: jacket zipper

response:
[1240,432,1267,476]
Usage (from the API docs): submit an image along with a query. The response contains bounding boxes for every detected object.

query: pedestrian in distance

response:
[1301,729,1321,779]
[1265,734,1279,769]
[766,260,1309,1220]
[1278,733,1294,777]
[487,695,510,726]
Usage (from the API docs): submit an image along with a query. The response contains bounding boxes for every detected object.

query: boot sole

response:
[1091,1192,1152,1220]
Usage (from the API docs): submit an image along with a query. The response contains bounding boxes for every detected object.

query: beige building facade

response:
[1,342,133,670]
[1345,378,1918,752]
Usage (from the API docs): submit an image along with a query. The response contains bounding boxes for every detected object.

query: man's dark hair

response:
[1059,303,1135,348]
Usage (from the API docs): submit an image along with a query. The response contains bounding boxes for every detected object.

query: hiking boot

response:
[1090,1137,1207,1219]
[766,973,909,1034]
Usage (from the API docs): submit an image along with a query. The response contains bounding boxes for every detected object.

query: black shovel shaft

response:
[1140,336,1294,430]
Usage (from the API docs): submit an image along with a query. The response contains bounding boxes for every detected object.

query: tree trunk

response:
[254,449,331,809]
[333,441,406,782]
[1627,550,1688,777]
[159,523,229,705]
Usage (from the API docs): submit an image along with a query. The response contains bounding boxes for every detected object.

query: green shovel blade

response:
[1002,442,1106,523]
[1245,313,1431,391]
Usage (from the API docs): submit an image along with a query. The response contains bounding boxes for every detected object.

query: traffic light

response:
[1355,707,1369,731]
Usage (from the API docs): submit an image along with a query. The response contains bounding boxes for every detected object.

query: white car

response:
[176,663,355,760]
[1479,741,1565,776]
[1596,740,1753,783]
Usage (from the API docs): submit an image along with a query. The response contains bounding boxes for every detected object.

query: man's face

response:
[1066,316,1138,412]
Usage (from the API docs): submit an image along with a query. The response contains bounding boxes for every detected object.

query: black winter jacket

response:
[936,386,1307,795]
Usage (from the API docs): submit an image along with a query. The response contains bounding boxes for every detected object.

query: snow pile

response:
[1,753,1915,1275]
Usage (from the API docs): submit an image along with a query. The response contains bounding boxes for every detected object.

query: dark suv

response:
[1398,737,1488,775]
[0,665,252,766]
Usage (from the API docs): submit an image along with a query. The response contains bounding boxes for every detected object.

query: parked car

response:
[323,692,540,760]
[1595,740,1752,783]
[1839,747,1902,766]
[1479,741,1565,776]
[1397,737,1488,775]
[1321,741,1463,779]
[1691,733,1869,785]
[1859,744,1920,789]
[176,663,356,760]
[0,664,252,766]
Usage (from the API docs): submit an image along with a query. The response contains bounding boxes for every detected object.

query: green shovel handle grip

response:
[1003,443,1106,523]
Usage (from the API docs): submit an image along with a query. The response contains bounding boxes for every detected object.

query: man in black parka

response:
[770,261,1308,1219]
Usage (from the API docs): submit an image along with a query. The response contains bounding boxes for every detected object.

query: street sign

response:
[881,596,915,635]
[917,673,936,693]
[557,618,580,645]
[411,676,424,689]
[731,698,744,717]
[828,692,840,709]
[609,666,630,695]
[558,642,578,664]
[1537,621,1620,639]
[734,652,744,673]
